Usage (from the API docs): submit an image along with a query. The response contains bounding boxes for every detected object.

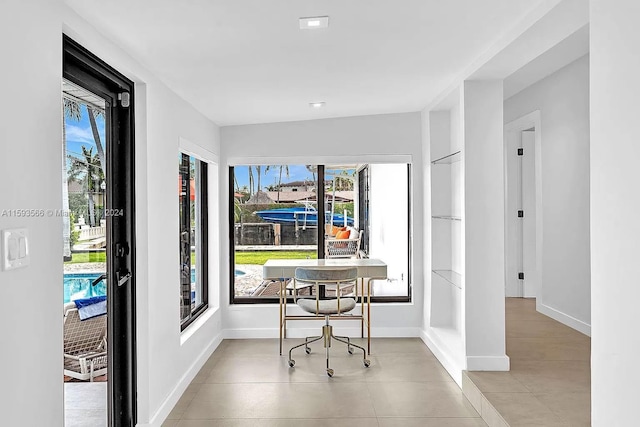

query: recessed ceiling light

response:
[310,102,325,108]
[299,16,329,30]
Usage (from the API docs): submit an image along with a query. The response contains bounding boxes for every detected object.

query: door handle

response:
[117,270,131,287]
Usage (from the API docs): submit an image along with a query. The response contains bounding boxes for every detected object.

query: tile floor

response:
[162,338,486,426]
[463,298,591,426]
[64,298,590,426]
[65,382,107,427]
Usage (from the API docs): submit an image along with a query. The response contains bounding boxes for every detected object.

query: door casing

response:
[63,35,137,427]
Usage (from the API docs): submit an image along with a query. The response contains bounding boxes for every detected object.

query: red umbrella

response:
[178,177,196,201]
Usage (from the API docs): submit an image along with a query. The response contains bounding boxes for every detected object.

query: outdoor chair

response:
[251,278,313,297]
[63,304,107,381]
[286,267,370,377]
[325,229,363,259]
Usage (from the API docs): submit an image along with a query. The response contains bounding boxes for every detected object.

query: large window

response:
[179,153,208,329]
[230,162,411,303]
[231,164,319,301]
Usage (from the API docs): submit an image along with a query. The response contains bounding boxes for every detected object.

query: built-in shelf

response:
[432,215,462,221]
[431,151,461,165]
[432,270,462,289]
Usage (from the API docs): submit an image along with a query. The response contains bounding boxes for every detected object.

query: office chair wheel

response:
[326,368,334,377]
[348,347,354,355]
[305,346,311,354]
[288,359,295,368]
[363,359,371,368]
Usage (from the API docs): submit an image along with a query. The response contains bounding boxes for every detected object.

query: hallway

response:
[463,298,590,426]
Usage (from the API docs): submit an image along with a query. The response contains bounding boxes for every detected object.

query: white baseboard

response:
[148,332,223,427]
[466,355,510,371]
[420,328,464,387]
[223,327,421,339]
[538,302,591,336]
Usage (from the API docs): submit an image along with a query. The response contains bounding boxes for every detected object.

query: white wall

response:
[463,80,508,371]
[221,113,423,336]
[369,163,409,294]
[0,1,64,425]
[504,54,591,333]
[590,1,640,424]
[0,3,223,425]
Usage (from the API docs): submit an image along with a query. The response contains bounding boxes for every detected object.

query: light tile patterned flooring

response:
[162,338,486,426]
[64,298,590,426]
[464,298,591,426]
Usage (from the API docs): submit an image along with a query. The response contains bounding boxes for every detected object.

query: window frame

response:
[179,153,209,331]
[229,163,411,304]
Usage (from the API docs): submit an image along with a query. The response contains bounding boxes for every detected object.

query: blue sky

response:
[234,165,315,190]
[64,103,106,167]
[233,165,356,192]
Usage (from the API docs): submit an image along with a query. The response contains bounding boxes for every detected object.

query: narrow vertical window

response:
[179,153,208,328]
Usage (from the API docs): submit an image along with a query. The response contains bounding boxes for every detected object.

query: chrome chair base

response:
[288,316,370,377]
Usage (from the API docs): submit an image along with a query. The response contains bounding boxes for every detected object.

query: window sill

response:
[180,306,218,346]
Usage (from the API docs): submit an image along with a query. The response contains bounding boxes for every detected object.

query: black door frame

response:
[63,35,137,427]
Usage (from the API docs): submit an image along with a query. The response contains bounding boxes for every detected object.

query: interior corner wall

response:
[504,54,591,332]
[0,1,64,425]
[220,113,424,335]
[590,1,640,424]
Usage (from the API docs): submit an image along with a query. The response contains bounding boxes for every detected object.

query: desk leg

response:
[360,278,364,339]
[367,278,372,355]
[279,281,283,355]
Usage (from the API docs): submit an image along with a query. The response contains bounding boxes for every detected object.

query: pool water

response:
[64,269,246,303]
[63,272,106,303]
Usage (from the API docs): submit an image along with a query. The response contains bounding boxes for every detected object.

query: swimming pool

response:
[63,272,106,303]
[64,269,244,303]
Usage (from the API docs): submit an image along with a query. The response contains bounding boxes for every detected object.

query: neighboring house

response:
[277,180,315,192]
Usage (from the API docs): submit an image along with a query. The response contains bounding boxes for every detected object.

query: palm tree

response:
[68,146,104,227]
[255,165,263,193]
[62,95,106,259]
[306,164,317,182]
[248,166,254,195]
[265,165,290,202]
[87,106,106,172]
[62,99,82,259]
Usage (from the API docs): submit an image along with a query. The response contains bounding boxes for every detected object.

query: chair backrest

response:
[63,307,107,355]
[295,266,358,283]
[293,267,358,314]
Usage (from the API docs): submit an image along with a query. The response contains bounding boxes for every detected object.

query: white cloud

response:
[65,124,95,144]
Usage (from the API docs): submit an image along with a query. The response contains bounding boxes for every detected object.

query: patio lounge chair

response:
[63,304,107,381]
[325,229,363,259]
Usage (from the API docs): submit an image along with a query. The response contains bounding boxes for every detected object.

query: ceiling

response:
[503,24,589,99]
[66,0,546,126]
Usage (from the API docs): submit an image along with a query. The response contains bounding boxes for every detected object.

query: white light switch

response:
[2,228,30,271]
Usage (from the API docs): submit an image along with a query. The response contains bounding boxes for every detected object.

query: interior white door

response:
[521,130,537,297]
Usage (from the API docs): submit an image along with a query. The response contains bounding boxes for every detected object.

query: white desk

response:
[264,258,387,356]
[263,258,388,281]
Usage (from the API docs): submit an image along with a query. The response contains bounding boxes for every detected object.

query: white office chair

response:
[287,266,370,377]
